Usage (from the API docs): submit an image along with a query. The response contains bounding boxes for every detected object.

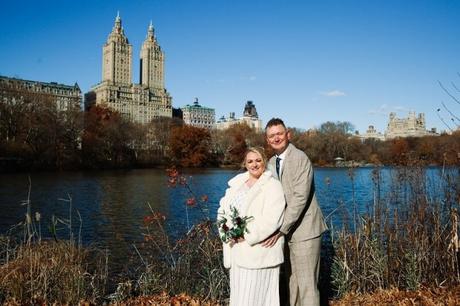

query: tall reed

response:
[111,168,229,303]
[331,164,460,298]
[0,179,108,305]
[120,212,228,303]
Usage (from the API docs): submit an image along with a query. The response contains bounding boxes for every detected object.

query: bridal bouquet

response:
[217,206,254,243]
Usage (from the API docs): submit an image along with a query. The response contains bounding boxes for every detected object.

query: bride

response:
[218,147,285,306]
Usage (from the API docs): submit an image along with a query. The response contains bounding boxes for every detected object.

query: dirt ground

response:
[109,286,460,306]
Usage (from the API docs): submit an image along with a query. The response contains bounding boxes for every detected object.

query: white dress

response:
[228,184,280,306]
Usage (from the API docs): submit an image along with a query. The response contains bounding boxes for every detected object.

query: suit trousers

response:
[286,236,321,306]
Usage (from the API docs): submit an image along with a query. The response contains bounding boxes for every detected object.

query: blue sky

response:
[1,0,459,133]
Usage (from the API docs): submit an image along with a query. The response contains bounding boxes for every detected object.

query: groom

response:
[262,118,327,306]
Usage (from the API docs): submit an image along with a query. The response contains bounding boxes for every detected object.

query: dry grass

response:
[1,167,457,304]
[116,171,230,304]
[0,184,108,305]
[0,240,107,305]
[330,166,460,298]
[126,216,228,303]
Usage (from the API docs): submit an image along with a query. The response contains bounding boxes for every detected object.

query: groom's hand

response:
[261,231,283,248]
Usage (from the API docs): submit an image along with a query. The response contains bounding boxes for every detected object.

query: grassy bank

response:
[0,166,458,304]
[329,166,460,298]
[0,239,107,305]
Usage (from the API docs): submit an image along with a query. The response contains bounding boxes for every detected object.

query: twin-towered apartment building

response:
[0,14,441,137]
[0,14,259,131]
[85,13,258,130]
[84,13,172,123]
[84,13,262,130]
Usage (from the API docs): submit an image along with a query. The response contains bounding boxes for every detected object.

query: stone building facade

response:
[359,111,437,141]
[216,100,263,131]
[181,98,215,129]
[85,14,172,124]
[385,111,432,139]
[358,125,385,141]
[0,75,81,111]
[216,112,238,130]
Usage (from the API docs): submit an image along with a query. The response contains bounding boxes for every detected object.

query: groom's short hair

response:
[265,118,286,131]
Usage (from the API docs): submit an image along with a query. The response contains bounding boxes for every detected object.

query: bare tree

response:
[437,74,460,132]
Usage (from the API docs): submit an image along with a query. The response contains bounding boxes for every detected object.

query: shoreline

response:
[1,162,456,175]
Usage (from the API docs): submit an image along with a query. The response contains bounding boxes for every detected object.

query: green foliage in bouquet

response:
[217,206,254,243]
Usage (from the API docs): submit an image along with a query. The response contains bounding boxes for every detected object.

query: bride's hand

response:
[229,237,245,246]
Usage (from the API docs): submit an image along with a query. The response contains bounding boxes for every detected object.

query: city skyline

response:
[1,0,459,133]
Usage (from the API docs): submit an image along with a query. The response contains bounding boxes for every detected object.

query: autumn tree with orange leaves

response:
[168,125,216,167]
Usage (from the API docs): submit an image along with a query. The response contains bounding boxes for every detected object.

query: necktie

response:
[276,157,281,177]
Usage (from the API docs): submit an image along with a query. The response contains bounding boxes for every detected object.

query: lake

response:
[0,166,457,277]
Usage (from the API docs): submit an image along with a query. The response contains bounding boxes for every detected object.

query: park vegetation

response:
[0,164,458,304]
[1,84,459,304]
[0,192,108,304]
[1,91,459,172]
[329,165,460,300]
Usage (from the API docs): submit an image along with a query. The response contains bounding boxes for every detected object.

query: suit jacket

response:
[218,170,285,269]
[269,143,327,242]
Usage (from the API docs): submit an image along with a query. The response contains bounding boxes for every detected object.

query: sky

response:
[1,0,460,133]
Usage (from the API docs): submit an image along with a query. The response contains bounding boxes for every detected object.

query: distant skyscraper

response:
[102,12,132,85]
[86,13,172,123]
[140,21,164,90]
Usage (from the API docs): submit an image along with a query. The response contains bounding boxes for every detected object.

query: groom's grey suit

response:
[269,143,327,306]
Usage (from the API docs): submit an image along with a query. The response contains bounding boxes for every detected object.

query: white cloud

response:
[368,104,412,116]
[394,105,408,112]
[321,90,346,97]
[368,104,389,116]
[240,75,257,81]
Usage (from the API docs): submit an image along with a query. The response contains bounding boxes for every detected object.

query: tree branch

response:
[439,81,460,105]
[436,108,454,132]
[441,101,460,125]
